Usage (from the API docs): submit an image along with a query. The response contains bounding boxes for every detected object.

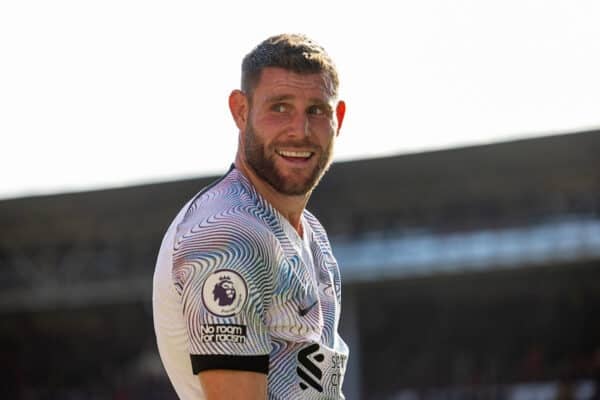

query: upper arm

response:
[173,216,277,387]
[198,369,267,400]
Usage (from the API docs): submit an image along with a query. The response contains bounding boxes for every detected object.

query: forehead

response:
[253,67,335,101]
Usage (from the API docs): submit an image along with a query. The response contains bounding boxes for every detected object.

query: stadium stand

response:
[1,129,599,399]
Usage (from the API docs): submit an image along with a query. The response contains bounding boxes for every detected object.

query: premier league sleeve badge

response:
[201,269,248,317]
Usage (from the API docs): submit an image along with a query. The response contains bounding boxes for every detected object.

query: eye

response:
[272,103,288,113]
[308,104,329,116]
[307,105,323,115]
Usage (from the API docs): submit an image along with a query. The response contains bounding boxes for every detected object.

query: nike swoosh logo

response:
[298,300,319,317]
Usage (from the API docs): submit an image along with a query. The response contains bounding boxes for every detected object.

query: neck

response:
[234,156,309,236]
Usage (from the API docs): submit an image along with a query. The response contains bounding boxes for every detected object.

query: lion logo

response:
[213,276,236,306]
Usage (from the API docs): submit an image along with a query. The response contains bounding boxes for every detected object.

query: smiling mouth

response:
[276,149,314,160]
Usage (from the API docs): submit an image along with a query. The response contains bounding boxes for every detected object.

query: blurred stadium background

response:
[1,129,599,400]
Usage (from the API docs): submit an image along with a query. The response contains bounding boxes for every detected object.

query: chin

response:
[276,177,319,196]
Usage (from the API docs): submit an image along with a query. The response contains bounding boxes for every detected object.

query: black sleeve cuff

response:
[191,354,269,375]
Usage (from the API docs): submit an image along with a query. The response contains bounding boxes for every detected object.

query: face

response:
[241,68,343,196]
[221,281,235,299]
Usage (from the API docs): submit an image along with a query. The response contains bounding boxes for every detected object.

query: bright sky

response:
[1,0,599,200]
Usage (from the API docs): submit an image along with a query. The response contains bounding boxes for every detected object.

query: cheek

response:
[257,111,291,128]
[309,115,334,130]
[316,118,337,141]
[328,119,338,133]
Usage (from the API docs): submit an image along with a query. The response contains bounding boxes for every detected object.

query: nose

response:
[288,112,311,137]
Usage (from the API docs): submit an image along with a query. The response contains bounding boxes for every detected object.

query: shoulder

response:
[172,173,279,267]
[171,194,279,297]
[303,210,331,246]
[176,206,275,260]
[303,209,324,231]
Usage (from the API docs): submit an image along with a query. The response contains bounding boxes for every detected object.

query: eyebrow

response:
[265,95,332,107]
[265,94,294,103]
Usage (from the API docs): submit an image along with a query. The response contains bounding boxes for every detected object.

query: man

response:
[153,33,349,399]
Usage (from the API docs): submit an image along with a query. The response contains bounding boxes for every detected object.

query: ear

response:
[229,90,249,131]
[335,100,346,136]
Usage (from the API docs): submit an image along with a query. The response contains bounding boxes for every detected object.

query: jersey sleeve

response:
[172,214,277,375]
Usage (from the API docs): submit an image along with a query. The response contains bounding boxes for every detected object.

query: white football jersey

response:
[153,166,349,399]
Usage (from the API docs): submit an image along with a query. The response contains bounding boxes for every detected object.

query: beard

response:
[244,120,334,196]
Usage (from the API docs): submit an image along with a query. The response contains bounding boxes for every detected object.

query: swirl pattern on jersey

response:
[166,167,348,399]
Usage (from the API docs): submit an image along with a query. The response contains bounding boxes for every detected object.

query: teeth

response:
[277,150,312,158]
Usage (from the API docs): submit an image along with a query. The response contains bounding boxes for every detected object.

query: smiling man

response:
[153,34,349,399]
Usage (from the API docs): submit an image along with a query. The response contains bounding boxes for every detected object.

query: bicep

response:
[198,369,267,400]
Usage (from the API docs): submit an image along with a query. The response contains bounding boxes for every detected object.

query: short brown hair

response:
[241,33,339,98]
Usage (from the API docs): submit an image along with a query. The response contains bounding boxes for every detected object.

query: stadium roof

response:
[0,129,599,310]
